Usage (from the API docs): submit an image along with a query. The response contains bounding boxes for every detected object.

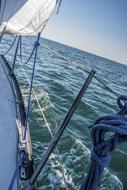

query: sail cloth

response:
[0,0,58,36]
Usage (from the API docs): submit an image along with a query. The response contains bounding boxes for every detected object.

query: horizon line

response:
[41,36,127,66]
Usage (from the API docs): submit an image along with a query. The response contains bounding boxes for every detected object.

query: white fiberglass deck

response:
[0,57,17,189]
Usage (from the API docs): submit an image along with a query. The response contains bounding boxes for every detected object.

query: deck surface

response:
[0,56,17,189]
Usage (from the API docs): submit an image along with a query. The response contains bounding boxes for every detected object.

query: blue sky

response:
[43,0,127,64]
[1,0,127,64]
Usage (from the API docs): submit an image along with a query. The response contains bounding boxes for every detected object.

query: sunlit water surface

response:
[0,36,127,190]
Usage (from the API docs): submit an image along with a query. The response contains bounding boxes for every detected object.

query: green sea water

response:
[0,36,127,190]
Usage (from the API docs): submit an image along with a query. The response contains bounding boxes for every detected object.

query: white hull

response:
[0,56,17,189]
[0,55,34,190]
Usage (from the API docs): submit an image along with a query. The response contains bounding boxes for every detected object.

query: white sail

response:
[0,0,58,36]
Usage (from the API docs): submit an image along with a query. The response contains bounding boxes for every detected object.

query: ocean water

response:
[0,35,127,190]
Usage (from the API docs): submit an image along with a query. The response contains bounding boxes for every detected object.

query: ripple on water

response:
[0,36,126,189]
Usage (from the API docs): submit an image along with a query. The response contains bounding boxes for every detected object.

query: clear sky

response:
[1,0,127,64]
[43,0,127,64]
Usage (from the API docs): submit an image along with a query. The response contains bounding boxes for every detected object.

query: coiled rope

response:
[3,33,125,190]
[80,95,127,190]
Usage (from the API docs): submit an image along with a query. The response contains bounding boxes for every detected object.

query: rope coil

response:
[80,95,127,190]
[3,30,126,190]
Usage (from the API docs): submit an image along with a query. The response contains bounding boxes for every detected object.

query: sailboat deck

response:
[0,56,17,190]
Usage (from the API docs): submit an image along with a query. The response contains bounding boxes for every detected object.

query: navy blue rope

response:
[3,35,17,55]
[56,0,63,14]
[8,150,25,190]
[8,33,40,190]
[19,36,23,63]
[19,36,39,65]
[80,95,127,190]
[23,33,40,140]
[22,46,35,65]
[11,36,21,73]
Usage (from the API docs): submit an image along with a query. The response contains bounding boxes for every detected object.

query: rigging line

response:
[19,33,36,65]
[19,35,23,63]
[11,36,21,73]
[18,56,69,190]
[8,34,41,190]
[19,24,48,65]
[19,58,52,134]
[23,33,40,141]
[27,70,95,189]
[56,0,63,14]
[3,35,17,55]
[42,44,119,98]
